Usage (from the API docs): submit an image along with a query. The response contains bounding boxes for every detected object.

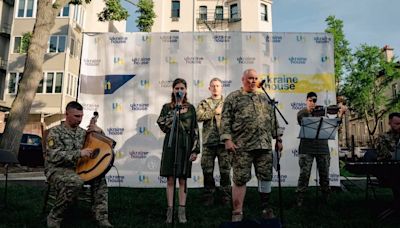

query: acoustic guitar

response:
[76,112,116,182]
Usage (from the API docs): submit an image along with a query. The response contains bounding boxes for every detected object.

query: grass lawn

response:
[0,181,399,228]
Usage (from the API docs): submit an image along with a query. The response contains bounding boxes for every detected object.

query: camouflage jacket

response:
[196,96,224,147]
[44,122,86,178]
[220,88,278,151]
[376,129,400,161]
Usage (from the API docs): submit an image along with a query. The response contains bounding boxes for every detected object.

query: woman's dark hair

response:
[170,78,188,108]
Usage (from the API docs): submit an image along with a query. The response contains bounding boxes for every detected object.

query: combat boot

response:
[259,192,274,219]
[178,205,187,223]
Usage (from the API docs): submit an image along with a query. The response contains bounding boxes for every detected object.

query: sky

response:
[123,0,400,57]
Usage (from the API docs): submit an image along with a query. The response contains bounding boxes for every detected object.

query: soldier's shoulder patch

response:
[47,137,55,149]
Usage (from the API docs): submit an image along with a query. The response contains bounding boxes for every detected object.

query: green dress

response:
[157,103,200,178]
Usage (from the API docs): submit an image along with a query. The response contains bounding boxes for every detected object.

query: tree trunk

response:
[0,0,68,156]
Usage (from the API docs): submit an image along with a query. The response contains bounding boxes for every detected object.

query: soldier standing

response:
[220,69,283,222]
[45,101,112,228]
[295,92,346,207]
[197,77,232,206]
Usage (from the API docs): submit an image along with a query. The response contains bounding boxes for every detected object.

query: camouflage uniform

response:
[375,129,400,208]
[197,96,232,203]
[220,89,278,186]
[45,122,110,225]
[296,108,330,203]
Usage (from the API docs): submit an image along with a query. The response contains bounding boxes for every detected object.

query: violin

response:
[312,105,341,117]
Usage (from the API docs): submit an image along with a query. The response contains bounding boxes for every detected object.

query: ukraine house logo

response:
[213,35,231,43]
[142,35,152,44]
[140,80,150,89]
[165,56,177,64]
[193,80,205,88]
[296,35,306,42]
[109,36,128,44]
[138,126,151,136]
[114,57,125,65]
[321,56,330,63]
[132,57,151,65]
[288,56,307,64]
[217,56,229,64]
[112,102,123,112]
[314,36,332,44]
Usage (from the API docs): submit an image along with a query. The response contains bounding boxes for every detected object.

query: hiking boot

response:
[231,211,243,222]
[261,208,275,219]
[178,206,187,223]
[98,219,113,228]
[47,215,61,228]
[166,207,173,224]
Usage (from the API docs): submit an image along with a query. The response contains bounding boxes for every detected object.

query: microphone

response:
[176,91,184,99]
[257,79,266,88]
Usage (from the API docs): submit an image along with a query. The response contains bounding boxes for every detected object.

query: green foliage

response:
[135,0,156,32]
[343,44,400,140]
[325,15,352,94]
[98,0,129,21]
[21,32,32,53]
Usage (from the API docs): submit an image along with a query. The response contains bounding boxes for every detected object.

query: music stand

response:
[298,117,339,206]
[299,117,339,140]
[0,149,19,208]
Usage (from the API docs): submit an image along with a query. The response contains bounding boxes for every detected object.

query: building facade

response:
[0,0,125,134]
[343,46,400,148]
[152,0,273,32]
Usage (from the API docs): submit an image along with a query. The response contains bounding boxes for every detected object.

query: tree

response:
[343,44,400,145]
[325,15,352,94]
[135,0,156,32]
[0,0,130,156]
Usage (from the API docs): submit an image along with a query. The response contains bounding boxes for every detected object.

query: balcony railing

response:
[0,59,8,71]
[0,23,11,35]
[196,9,241,23]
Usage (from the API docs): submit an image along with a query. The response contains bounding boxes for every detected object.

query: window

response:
[73,5,85,27]
[48,36,66,53]
[70,38,75,56]
[37,72,63,94]
[199,6,207,20]
[13,37,22,53]
[8,72,22,94]
[230,4,238,20]
[392,83,398,98]
[171,1,180,18]
[261,3,268,21]
[17,0,35,18]
[58,4,70,17]
[215,6,223,20]
[67,73,77,97]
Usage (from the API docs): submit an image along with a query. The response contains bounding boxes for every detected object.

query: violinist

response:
[295,92,346,207]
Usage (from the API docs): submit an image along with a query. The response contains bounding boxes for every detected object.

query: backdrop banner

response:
[79,32,338,188]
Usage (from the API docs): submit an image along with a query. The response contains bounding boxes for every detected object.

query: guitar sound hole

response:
[91,148,100,159]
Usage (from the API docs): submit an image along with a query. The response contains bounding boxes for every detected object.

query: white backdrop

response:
[78,32,339,188]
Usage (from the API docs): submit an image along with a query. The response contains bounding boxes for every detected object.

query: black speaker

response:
[219,218,282,228]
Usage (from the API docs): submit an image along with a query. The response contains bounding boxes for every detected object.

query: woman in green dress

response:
[157,78,200,224]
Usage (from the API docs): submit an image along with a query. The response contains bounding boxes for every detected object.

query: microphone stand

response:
[167,102,182,226]
[259,85,288,226]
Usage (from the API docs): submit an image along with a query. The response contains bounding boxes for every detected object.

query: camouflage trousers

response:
[201,145,232,193]
[232,149,272,186]
[296,153,330,194]
[47,169,109,223]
